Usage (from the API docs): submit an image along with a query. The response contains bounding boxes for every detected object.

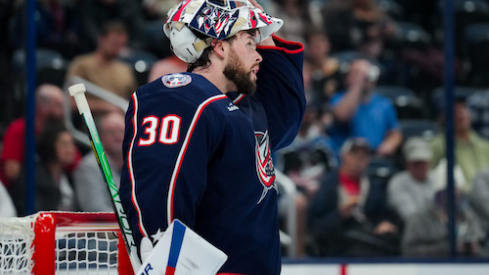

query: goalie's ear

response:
[212,39,228,61]
[140,237,154,263]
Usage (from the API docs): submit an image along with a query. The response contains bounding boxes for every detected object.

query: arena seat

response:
[374,86,427,119]
[399,119,440,141]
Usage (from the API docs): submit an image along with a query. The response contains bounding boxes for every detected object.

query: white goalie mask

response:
[163,0,283,63]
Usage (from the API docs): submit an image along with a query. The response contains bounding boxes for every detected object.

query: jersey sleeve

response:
[119,90,224,248]
[254,36,306,151]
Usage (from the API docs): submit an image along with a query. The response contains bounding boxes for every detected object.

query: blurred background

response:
[1,0,489,268]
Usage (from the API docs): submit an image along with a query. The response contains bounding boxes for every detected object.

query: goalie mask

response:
[163,0,283,63]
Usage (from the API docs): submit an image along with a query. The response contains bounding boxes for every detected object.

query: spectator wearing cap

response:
[430,100,489,193]
[387,137,437,222]
[309,137,399,257]
[328,59,402,157]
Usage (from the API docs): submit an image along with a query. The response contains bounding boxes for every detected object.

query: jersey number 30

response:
[138,115,181,146]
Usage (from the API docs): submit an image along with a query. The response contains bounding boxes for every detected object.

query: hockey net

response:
[0,212,134,275]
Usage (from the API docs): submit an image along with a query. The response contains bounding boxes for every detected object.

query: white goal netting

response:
[0,215,36,274]
[0,212,126,275]
[55,231,119,274]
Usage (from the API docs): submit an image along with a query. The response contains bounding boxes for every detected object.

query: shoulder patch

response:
[161,73,192,88]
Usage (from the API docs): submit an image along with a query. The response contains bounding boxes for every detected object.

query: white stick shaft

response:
[68,83,141,272]
[68,83,90,115]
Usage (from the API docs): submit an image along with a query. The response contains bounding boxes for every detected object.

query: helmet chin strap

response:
[193,37,213,52]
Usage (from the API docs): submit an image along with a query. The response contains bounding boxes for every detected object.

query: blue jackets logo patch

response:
[255,130,277,204]
[162,74,192,88]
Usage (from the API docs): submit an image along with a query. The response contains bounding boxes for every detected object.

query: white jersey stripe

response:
[127,92,149,238]
[167,94,228,225]
[232,94,245,105]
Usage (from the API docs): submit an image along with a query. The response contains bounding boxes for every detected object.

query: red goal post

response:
[0,211,135,275]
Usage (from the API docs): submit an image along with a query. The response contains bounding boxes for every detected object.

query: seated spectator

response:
[309,137,400,257]
[431,158,467,196]
[277,106,334,257]
[399,42,446,92]
[148,54,187,83]
[141,0,180,20]
[323,0,397,52]
[74,112,124,212]
[305,30,341,111]
[430,99,489,193]
[0,180,16,217]
[280,106,334,197]
[66,21,137,116]
[402,189,486,257]
[470,168,489,232]
[355,29,401,86]
[467,90,489,140]
[11,123,77,216]
[328,59,402,156]
[0,84,81,189]
[267,0,321,44]
[10,0,80,58]
[388,137,436,222]
[79,0,145,52]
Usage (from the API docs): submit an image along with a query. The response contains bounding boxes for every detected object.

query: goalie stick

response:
[69,83,141,272]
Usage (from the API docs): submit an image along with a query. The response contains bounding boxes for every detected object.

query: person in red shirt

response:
[0,84,80,189]
[309,137,400,256]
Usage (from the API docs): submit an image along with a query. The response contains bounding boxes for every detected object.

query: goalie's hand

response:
[249,0,264,12]
[140,237,154,263]
[249,0,276,46]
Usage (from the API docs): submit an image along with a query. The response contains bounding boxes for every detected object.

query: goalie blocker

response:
[137,220,227,275]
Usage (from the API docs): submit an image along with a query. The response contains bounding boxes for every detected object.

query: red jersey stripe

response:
[128,93,148,237]
[257,35,304,54]
[167,94,228,224]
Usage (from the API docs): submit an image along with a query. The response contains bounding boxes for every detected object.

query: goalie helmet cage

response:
[0,211,135,275]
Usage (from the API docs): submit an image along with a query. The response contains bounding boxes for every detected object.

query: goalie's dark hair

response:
[187,30,215,72]
[187,29,258,72]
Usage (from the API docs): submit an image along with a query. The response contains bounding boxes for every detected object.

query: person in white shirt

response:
[74,112,125,212]
[388,137,436,221]
[0,181,16,217]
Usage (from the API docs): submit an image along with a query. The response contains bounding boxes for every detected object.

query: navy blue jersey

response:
[119,36,305,275]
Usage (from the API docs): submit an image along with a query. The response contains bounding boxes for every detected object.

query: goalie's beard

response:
[223,47,257,95]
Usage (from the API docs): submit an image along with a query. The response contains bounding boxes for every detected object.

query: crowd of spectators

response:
[1,0,489,259]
